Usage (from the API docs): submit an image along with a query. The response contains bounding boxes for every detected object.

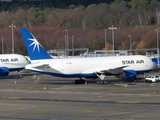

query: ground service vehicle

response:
[145,75,160,83]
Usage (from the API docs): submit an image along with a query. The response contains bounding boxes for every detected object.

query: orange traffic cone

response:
[44,87,46,90]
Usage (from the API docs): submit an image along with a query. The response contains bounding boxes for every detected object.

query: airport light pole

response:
[108,25,117,55]
[9,24,16,54]
[128,35,132,52]
[105,29,107,49]
[65,35,67,49]
[155,29,159,67]
[72,35,74,56]
[65,29,69,56]
[2,37,4,54]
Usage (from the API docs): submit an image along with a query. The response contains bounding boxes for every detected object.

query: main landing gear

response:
[74,72,108,84]
[96,80,107,84]
[95,72,108,84]
[75,78,86,84]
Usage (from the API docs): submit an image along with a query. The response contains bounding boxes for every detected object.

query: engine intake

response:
[0,67,9,76]
[115,70,137,80]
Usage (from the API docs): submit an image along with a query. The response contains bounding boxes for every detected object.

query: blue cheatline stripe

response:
[26,69,151,78]
[26,69,97,78]
[9,68,24,71]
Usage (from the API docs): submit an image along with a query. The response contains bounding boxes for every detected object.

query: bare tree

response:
[154,8,160,24]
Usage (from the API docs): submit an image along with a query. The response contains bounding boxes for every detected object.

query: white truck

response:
[145,75,160,83]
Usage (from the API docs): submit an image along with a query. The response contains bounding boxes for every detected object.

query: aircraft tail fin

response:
[152,58,159,66]
[20,28,53,60]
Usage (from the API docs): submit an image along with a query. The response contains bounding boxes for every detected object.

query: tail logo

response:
[20,28,53,60]
[28,35,42,52]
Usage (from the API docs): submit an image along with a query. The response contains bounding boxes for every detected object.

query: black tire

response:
[97,81,100,84]
[100,81,103,84]
[75,80,79,84]
[82,80,85,84]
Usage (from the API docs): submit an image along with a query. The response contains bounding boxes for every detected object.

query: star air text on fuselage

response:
[0,58,18,62]
[122,60,144,65]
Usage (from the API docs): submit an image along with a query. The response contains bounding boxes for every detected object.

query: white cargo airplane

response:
[20,28,157,84]
[0,54,30,76]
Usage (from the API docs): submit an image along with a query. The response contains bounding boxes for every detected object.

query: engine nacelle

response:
[115,70,137,80]
[0,67,9,76]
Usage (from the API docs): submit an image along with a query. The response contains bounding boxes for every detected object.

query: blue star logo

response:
[28,36,42,52]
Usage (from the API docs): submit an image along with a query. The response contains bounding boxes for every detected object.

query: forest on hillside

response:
[0,0,160,55]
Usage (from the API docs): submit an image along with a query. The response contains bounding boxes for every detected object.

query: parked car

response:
[145,75,160,83]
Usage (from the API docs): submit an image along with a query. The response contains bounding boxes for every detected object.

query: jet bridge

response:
[47,48,89,58]
[93,48,159,57]
[93,50,128,57]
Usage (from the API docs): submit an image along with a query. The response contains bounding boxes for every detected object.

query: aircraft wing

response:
[33,64,51,69]
[95,65,128,75]
[93,65,128,80]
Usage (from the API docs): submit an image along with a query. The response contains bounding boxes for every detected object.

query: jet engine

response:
[115,70,137,80]
[0,67,9,76]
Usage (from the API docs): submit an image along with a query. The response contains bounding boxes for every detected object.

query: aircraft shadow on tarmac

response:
[0,71,145,84]
[37,78,131,85]
[38,79,80,85]
[0,72,41,79]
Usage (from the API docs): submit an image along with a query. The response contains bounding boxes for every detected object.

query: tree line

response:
[0,0,159,29]
[0,0,160,55]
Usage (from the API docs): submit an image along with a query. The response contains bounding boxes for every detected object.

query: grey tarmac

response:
[0,71,159,120]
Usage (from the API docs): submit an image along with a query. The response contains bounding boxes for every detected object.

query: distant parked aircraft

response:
[0,54,30,76]
[20,28,157,84]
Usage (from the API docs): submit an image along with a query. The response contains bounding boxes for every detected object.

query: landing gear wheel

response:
[97,80,107,84]
[104,80,107,84]
[75,80,79,84]
[75,79,86,84]
[81,80,85,84]
[100,81,103,84]
[97,80,100,84]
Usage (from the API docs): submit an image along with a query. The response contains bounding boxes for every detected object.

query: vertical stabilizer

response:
[20,28,53,60]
